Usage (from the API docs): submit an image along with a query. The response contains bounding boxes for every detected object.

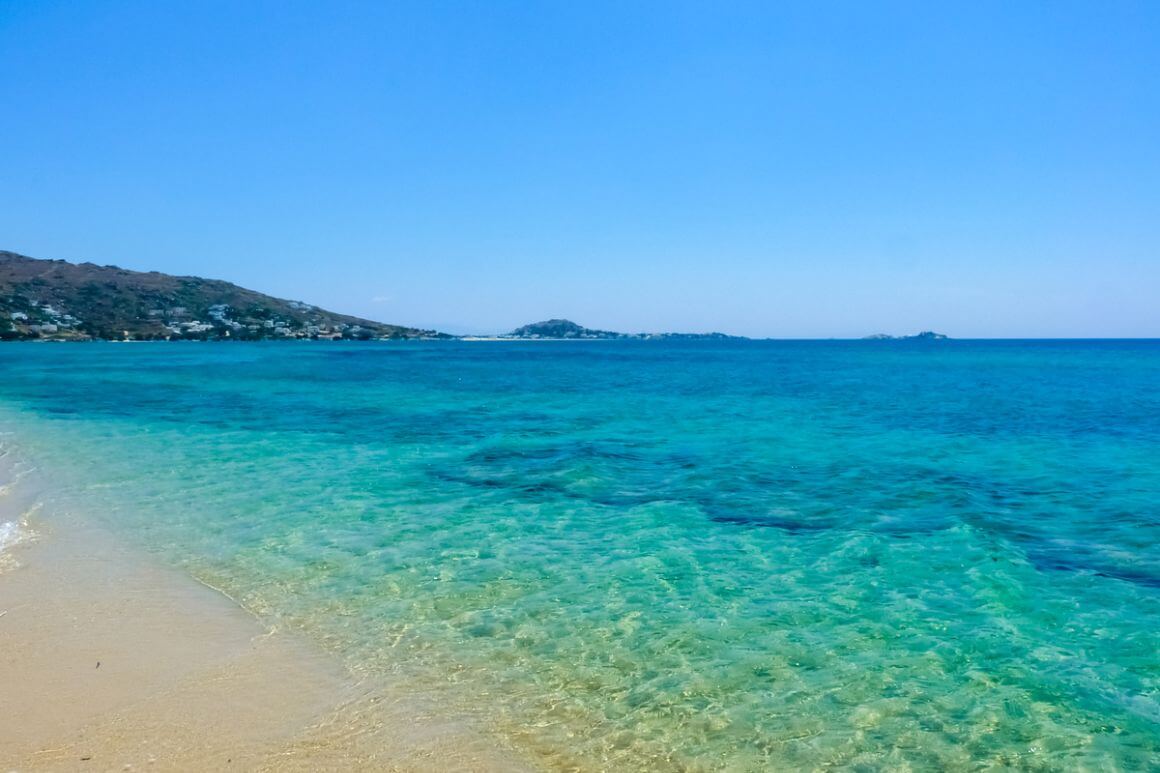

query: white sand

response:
[0,464,533,771]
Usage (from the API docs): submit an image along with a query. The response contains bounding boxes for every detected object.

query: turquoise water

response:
[1,341,1158,769]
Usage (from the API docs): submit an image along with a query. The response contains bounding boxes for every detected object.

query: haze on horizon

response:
[2,1,1157,339]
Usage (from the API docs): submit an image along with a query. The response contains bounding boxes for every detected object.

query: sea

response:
[1,340,1157,769]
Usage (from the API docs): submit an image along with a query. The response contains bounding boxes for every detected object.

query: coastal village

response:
[0,251,434,341]
[1,297,379,341]
[159,302,366,340]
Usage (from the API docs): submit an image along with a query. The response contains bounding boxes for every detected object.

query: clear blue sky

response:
[2,1,1157,337]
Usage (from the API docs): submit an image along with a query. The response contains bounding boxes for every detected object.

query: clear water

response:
[1,341,1158,769]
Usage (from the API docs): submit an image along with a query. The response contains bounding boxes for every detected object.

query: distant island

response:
[0,250,441,341]
[477,318,743,341]
[862,331,949,341]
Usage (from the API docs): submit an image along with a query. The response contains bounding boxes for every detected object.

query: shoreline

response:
[0,448,533,771]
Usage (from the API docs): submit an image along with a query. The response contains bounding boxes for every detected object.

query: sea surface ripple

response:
[1,340,1157,769]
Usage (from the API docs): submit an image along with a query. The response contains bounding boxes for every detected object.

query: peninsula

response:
[479,318,744,341]
[862,331,950,341]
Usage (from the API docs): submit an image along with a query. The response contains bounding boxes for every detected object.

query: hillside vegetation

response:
[0,251,436,341]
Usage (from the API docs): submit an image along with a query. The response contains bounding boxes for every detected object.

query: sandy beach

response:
[0,461,531,772]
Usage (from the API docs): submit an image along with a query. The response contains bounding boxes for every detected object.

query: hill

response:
[0,251,438,341]
[862,331,949,341]
[508,319,620,339]
[504,319,741,340]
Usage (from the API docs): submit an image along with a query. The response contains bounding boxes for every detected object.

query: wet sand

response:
[0,477,532,771]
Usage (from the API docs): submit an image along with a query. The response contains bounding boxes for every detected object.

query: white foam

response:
[0,520,26,572]
[0,440,39,566]
[0,502,37,544]
[0,503,39,573]
[0,520,19,552]
[0,518,25,548]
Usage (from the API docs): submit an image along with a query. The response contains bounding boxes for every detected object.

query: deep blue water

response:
[1,340,1158,769]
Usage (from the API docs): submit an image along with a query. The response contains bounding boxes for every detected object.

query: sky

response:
[1,1,1158,337]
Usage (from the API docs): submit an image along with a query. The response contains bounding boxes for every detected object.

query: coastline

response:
[0,447,533,771]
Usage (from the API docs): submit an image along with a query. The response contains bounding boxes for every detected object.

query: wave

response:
[0,439,38,565]
[0,517,26,551]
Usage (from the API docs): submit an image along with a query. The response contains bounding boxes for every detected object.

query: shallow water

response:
[1,340,1158,769]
